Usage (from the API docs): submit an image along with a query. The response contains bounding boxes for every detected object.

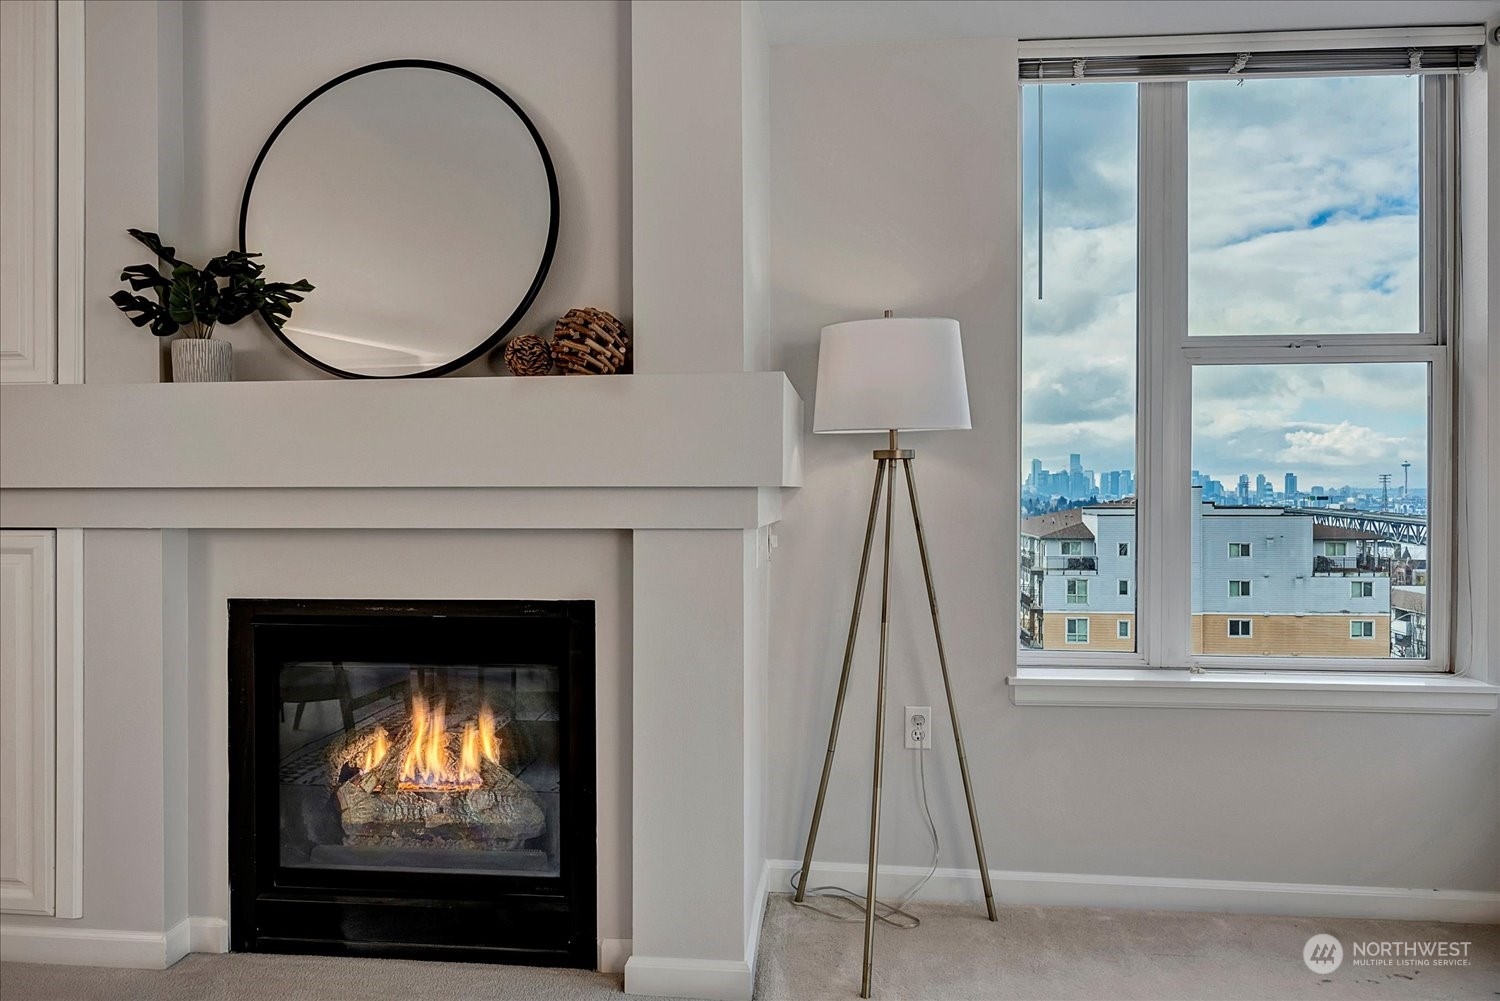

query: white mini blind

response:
[1019,27,1484,83]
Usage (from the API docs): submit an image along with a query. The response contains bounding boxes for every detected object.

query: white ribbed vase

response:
[170,338,234,382]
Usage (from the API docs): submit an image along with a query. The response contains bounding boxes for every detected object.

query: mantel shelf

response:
[0,373,804,492]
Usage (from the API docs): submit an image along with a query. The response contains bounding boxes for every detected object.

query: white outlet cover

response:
[904,705,932,750]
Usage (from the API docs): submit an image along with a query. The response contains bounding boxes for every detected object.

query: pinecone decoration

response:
[502,333,553,376]
[551,307,628,375]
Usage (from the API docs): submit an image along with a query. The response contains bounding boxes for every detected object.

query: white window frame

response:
[1118,579,1129,595]
[1229,580,1251,598]
[1351,620,1376,639]
[1065,618,1089,643]
[1016,53,1455,675]
[1228,618,1252,638]
[1325,541,1349,557]
[1060,540,1083,556]
[1117,619,1130,638]
[1118,542,1129,556]
[1352,581,1374,598]
[1066,579,1088,604]
[1228,543,1251,558]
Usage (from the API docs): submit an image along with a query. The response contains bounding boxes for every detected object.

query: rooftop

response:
[1311,523,1381,541]
[1020,508,1094,541]
[1391,586,1427,615]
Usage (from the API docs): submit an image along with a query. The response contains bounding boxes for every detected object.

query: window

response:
[1228,619,1252,637]
[1060,541,1083,556]
[1118,579,1129,596]
[1017,31,1464,671]
[1117,619,1130,638]
[1066,618,1089,643]
[1351,620,1375,638]
[1066,579,1088,604]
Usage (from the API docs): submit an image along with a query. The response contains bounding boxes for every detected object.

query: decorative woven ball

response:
[502,333,553,376]
[551,307,628,375]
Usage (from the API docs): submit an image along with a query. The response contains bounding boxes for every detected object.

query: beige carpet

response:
[3,895,1497,1000]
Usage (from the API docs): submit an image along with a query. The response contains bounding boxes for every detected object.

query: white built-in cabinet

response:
[0,0,83,386]
[0,0,87,918]
[0,529,82,917]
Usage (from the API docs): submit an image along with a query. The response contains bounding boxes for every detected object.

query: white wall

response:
[766,39,1500,893]
[89,0,629,383]
[184,529,632,944]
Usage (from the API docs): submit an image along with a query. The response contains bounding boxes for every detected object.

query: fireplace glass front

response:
[278,662,561,878]
[229,599,594,967]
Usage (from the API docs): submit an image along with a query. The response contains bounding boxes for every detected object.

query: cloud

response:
[1023,364,1134,425]
[1020,74,1428,489]
[1277,422,1411,468]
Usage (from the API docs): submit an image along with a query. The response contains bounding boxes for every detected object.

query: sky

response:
[1019,75,1428,492]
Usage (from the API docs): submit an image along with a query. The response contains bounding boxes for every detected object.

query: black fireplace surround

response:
[228,599,595,967]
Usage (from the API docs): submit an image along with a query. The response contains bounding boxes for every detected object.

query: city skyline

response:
[1023,451,1427,498]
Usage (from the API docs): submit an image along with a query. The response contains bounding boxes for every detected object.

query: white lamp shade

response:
[812,317,972,433]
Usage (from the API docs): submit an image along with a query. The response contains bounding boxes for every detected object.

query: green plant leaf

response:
[119,263,171,292]
[205,250,264,279]
[125,229,185,267]
[109,290,179,337]
[167,266,218,327]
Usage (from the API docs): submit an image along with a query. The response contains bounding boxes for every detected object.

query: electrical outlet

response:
[904,706,932,750]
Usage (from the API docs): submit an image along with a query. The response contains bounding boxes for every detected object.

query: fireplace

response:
[228,599,595,967]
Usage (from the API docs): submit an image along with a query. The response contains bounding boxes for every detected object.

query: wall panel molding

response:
[0,0,59,384]
[0,530,57,914]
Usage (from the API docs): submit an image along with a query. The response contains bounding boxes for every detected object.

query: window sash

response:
[1017,69,1454,674]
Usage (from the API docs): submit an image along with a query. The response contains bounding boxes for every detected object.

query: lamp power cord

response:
[788,744,941,930]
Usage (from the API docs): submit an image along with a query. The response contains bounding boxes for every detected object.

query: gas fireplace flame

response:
[368,693,501,792]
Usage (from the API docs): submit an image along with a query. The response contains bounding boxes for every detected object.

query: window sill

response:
[1007,668,1498,715]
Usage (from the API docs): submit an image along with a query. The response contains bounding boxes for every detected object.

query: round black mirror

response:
[240,60,559,378]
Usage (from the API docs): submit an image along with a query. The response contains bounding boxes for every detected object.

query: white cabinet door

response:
[0,530,57,914]
[1,0,82,386]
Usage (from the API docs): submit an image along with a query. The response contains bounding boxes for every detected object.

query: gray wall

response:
[766,38,1500,892]
[92,0,630,384]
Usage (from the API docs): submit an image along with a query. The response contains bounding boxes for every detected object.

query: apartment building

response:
[1021,489,1394,656]
[1019,503,1135,651]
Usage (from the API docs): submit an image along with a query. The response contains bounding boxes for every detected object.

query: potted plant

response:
[110,229,314,382]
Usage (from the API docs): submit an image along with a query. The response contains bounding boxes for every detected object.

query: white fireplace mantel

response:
[0,373,803,531]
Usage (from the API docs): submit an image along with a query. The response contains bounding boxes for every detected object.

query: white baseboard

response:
[189,916,228,954]
[624,955,754,1001]
[768,859,1500,924]
[622,860,772,1000]
[0,920,185,968]
[598,937,631,973]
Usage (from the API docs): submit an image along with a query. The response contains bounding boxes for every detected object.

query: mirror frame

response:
[238,59,560,379]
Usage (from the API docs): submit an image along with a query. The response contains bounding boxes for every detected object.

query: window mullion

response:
[1137,81,1192,669]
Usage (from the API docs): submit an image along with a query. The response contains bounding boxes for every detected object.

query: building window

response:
[1066,579,1088,604]
[1066,618,1089,643]
[1117,619,1130,638]
[1018,31,1463,670]
[1351,620,1375,638]
[1228,619,1252,637]
[1060,541,1083,556]
[1118,579,1129,596]
[1118,542,1129,557]
[1351,581,1374,598]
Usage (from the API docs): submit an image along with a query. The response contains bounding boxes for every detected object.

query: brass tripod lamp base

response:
[794,430,997,999]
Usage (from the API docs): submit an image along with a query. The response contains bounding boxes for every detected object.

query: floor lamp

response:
[795,314,997,998]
